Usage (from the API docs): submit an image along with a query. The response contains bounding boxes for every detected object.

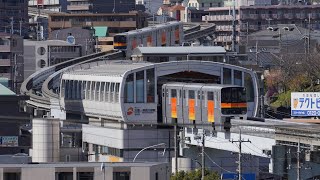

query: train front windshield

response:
[221,87,247,115]
[114,35,127,50]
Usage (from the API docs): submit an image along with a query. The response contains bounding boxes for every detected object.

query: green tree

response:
[171,169,220,180]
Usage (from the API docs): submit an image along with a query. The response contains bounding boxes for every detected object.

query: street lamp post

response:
[133,143,166,162]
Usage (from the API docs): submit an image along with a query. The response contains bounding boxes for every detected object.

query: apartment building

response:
[0,0,28,36]
[0,33,24,93]
[28,0,68,12]
[187,0,224,10]
[67,0,136,14]
[0,162,170,180]
[48,12,148,34]
[202,4,320,50]
[24,40,82,79]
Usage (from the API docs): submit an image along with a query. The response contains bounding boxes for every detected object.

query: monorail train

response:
[162,83,247,130]
[114,21,184,58]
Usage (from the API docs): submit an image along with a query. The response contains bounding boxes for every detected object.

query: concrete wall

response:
[21,167,55,180]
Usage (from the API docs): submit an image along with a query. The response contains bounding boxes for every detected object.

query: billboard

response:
[291,92,320,116]
[0,136,18,147]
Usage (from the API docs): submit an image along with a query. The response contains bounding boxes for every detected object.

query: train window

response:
[125,74,134,103]
[86,81,91,100]
[221,87,246,103]
[208,92,214,101]
[95,82,100,101]
[82,81,86,99]
[189,90,195,99]
[115,83,120,102]
[114,35,126,43]
[91,82,96,101]
[171,89,177,98]
[234,70,242,86]
[136,71,145,103]
[61,80,65,98]
[105,82,110,102]
[223,68,232,84]
[183,90,186,99]
[146,69,155,103]
[244,73,254,102]
[100,82,105,102]
[69,80,73,99]
[110,83,115,102]
[78,81,82,99]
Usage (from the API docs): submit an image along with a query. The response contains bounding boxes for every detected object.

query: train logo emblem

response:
[127,107,134,115]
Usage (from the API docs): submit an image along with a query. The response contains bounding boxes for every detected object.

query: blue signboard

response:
[221,173,255,180]
[291,92,320,116]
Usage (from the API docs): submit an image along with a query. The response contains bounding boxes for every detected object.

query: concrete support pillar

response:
[0,168,3,180]
[73,167,77,180]
[94,166,113,180]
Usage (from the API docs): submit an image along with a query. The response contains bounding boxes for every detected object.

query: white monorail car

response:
[59,61,259,124]
[162,83,247,130]
[114,21,184,58]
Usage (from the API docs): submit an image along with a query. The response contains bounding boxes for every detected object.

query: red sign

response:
[37,0,43,5]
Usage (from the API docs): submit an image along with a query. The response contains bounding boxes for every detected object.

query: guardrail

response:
[184,24,201,34]
[21,51,120,110]
[184,25,216,41]
[42,51,123,100]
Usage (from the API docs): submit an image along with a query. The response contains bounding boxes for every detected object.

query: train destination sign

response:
[291,92,320,116]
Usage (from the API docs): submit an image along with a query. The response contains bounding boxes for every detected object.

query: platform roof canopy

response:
[132,46,226,57]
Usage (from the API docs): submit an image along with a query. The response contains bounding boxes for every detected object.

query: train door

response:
[188,89,196,125]
[182,87,189,125]
[202,89,208,126]
[161,85,168,123]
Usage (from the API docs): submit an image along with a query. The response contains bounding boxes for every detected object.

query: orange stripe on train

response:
[171,98,177,118]
[114,43,127,46]
[207,100,214,123]
[221,103,247,108]
[189,99,195,121]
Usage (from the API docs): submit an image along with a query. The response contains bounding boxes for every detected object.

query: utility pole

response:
[10,17,14,34]
[230,129,251,180]
[19,20,23,36]
[297,139,301,180]
[174,118,178,175]
[201,129,205,180]
[231,0,236,52]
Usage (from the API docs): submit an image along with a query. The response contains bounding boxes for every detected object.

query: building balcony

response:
[249,14,258,20]
[0,45,11,52]
[284,13,293,19]
[261,14,269,19]
[310,13,318,19]
[272,14,280,19]
[0,59,11,66]
[67,4,90,11]
[296,13,306,19]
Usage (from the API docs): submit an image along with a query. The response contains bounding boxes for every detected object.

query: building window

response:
[223,68,232,84]
[124,74,134,103]
[146,69,155,103]
[113,172,130,180]
[244,73,254,102]
[136,71,144,103]
[37,47,46,55]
